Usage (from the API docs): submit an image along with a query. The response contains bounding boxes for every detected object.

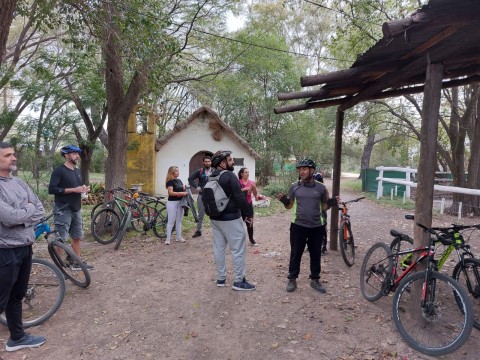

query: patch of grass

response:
[340,177,415,211]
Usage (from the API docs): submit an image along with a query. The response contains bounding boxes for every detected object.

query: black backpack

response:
[202,170,230,217]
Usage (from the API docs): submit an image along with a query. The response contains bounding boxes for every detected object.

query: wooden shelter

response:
[274,0,480,248]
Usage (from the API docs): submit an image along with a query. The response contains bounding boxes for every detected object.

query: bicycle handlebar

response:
[340,196,365,206]
[35,203,69,226]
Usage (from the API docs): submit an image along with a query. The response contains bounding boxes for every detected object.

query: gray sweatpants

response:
[211,217,247,283]
[196,194,205,232]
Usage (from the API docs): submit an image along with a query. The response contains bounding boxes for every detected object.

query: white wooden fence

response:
[376,166,480,219]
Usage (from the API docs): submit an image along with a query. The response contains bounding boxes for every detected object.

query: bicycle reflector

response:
[35,223,51,239]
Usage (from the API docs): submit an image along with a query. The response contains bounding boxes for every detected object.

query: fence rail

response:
[376,166,480,219]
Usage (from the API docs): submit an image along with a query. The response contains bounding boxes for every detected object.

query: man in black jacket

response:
[188,155,212,238]
[206,150,256,291]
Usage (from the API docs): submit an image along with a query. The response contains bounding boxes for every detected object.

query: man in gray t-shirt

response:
[278,158,337,294]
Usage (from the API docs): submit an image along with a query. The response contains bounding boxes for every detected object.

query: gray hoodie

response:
[0,175,45,248]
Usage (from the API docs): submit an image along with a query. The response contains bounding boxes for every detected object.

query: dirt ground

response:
[1,180,479,360]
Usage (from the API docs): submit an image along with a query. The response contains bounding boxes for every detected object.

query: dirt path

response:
[1,183,479,360]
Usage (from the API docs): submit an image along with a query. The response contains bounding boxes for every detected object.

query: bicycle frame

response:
[390,245,433,290]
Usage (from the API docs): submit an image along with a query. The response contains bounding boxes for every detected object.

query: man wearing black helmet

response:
[48,145,93,270]
[206,150,256,291]
[277,158,337,294]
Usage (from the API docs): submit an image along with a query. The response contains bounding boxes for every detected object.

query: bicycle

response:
[338,196,365,266]
[113,192,168,250]
[91,188,167,244]
[35,205,91,288]
[390,215,480,330]
[360,221,473,356]
[0,258,65,328]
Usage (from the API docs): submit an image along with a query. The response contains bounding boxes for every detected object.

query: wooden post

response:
[329,109,344,251]
[413,61,444,249]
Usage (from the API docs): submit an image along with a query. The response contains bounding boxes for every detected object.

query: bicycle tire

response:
[90,200,115,219]
[392,271,473,356]
[114,209,132,250]
[152,207,167,238]
[338,220,355,266]
[130,204,144,232]
[0,258,65,329]
[91,208,121,244]
[452,257,480,330]
[48,240,91,288]
[360,242,393,301]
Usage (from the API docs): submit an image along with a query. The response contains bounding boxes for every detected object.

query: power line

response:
[98,0,351,63]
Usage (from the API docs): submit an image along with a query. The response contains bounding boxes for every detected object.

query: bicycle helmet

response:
[296,158,316,169]
[60,144,82,157]
[211,150,232,167]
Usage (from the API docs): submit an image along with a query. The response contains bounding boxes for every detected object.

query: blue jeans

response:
[0,246,32,340]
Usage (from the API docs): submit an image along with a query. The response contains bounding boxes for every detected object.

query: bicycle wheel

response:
[114,209,132,250]
[338,220,355,266]
[91,208,121,244]
[48,240,91,288]
[392,271,473,356]
[453,258,480,330]
[152,207,167,238]
[0,259,65,329]
[130,203,146,233]
[360,242,393,301]
[90,200,115,219]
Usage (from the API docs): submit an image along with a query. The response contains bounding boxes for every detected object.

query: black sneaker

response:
[310,279,326,293]
[216,279,226,287]
[192,231,202,238]
[250,240,258,247]
[286,279,297,292]
[6,333,46,352]
[321,248,327,255]
[232,277,256,291]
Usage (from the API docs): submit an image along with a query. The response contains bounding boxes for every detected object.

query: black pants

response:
[241,203,255,243]
[0,246,32,341]
[288,223,324,280]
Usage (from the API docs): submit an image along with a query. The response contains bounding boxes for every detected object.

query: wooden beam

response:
[329,109,343,252]
[338,21,480,111]
[277,89,327,101]
[300,64,398,87]
[274,74,480,114]
[382,2,480,39]
[414,61,444,249]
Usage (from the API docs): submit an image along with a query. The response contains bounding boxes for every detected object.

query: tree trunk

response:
[104,111,129,190]
[101,2,149,191]
[465,87,480,215]
[0,0,16,65]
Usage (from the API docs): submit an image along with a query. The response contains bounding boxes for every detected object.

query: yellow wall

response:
[126,105,156,194]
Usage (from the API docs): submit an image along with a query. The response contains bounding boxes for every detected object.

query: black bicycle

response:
[35,205,91,288]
